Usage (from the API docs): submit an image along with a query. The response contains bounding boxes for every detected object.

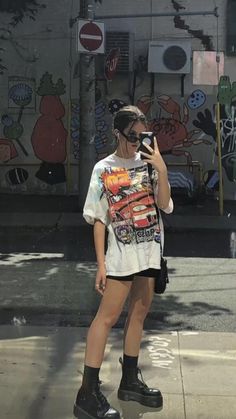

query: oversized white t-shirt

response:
[83,152,173,276]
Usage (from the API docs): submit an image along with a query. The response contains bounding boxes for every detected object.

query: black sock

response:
[123,354,138,369]
[79,365,100,395]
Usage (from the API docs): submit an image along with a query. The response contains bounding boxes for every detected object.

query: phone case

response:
[139,132,155,159]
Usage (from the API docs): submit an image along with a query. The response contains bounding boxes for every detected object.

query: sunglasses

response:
[119,130,141,144]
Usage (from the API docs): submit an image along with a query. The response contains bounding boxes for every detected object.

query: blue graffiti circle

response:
[187,90,206,109]
[9,83,33,107]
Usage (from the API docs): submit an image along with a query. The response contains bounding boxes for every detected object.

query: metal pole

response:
[78,0,96,210]
[95,8,218,20]
[216,102,224,215]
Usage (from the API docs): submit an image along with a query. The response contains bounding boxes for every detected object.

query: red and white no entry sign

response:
[78,20,104,54]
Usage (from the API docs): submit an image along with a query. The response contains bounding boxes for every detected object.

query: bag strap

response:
[147,163,163,257]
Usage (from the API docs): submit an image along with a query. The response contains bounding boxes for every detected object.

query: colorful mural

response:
[148,95,211,165]
[204,170,220,194]
[0,70,235,197]
[108,77,235,199]
[95,99,109,160]
[70,96,110,162]
[193,76,236,182]
[31,72,67,184]
[0,78,35,157]
[71,100,80,160]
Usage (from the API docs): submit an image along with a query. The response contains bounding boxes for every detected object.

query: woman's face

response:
[118,120,146,158]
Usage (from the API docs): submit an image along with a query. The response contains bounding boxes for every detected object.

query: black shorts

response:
[107,268,160,282]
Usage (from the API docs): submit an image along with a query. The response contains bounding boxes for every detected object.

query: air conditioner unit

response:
[148,40,191,74]
[105,31,134,72]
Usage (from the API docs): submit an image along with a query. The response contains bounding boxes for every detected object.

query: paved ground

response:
[0,325,236,419]
[0,193,235,419]
[0,256,236,332]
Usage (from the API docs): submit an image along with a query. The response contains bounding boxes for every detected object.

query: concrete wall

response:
[0,0,235,200]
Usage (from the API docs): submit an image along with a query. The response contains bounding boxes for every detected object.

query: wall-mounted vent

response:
[226,0,236,56]
[148,40,191,74]
[105,31,134,72]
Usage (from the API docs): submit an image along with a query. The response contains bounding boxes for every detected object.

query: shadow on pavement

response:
[0,226,234,259]
[0,293,232,331]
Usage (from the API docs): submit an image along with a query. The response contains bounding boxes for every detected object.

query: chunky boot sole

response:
[118,388,163,408]
[74,404,94,419]
[73,404,121,419]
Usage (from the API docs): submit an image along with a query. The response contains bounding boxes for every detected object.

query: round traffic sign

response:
[79,22,103,52]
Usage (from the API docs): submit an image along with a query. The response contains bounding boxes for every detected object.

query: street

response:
[1,225,236,259]
[0,226,236,333]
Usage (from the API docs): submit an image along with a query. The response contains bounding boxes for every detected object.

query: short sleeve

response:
[83,166,109,226]
[162,197,174,214]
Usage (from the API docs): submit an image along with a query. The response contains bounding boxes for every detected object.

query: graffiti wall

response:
[102,77,236,201]
[0,0,80,194]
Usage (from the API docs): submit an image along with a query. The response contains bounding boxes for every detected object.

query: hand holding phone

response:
[139,132,155,160]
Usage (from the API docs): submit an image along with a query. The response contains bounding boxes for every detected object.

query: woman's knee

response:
[95,310,121,329]
[128,305,150,325]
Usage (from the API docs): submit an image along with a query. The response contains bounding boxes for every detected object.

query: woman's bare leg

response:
[118,277,163,409]
[123,276,154,356]
[85,278,132,367]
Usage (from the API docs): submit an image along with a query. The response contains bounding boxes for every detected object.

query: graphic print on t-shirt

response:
[101,166,161,245]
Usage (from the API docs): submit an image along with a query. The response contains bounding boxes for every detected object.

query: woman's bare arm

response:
[94,219,107,295]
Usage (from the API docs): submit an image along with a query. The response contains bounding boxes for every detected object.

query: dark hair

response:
[113,105,146,132]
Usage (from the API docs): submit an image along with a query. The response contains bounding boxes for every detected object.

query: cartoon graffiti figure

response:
[217,76,236,107]
[187,90,206,110]
[1,83,33,156]
[0,136,18,162]
[5,167,29,186]
[193,76,236,182]
[31,72,67,184]
[136,95,154,115]
[149,95,211,164]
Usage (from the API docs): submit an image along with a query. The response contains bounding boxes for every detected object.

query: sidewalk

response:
[0,193,235,230]
[0,325,236,419]
[1,193,236,419]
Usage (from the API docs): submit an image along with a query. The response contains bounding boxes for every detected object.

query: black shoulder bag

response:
[154,243,169,294]
[148,164,169,294]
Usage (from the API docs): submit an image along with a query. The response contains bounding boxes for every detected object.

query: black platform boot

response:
[74,365,120,419]
[117,357,163,408]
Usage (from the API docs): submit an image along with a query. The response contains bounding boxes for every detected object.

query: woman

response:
[74,105,173,419]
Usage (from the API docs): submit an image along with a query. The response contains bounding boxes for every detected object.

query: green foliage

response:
[218,76,236,106]
[37,72,66,96]
[0,0,46,26]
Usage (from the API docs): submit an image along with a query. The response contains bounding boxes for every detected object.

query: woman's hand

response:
[140,137,167,174]
[95,263,107,296]
[140,136,171,210]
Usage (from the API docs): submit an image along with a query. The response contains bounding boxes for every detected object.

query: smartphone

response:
[139,132,155,159]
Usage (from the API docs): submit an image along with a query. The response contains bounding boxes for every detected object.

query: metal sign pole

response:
[216,101,224,215]
[78,0,96,210]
